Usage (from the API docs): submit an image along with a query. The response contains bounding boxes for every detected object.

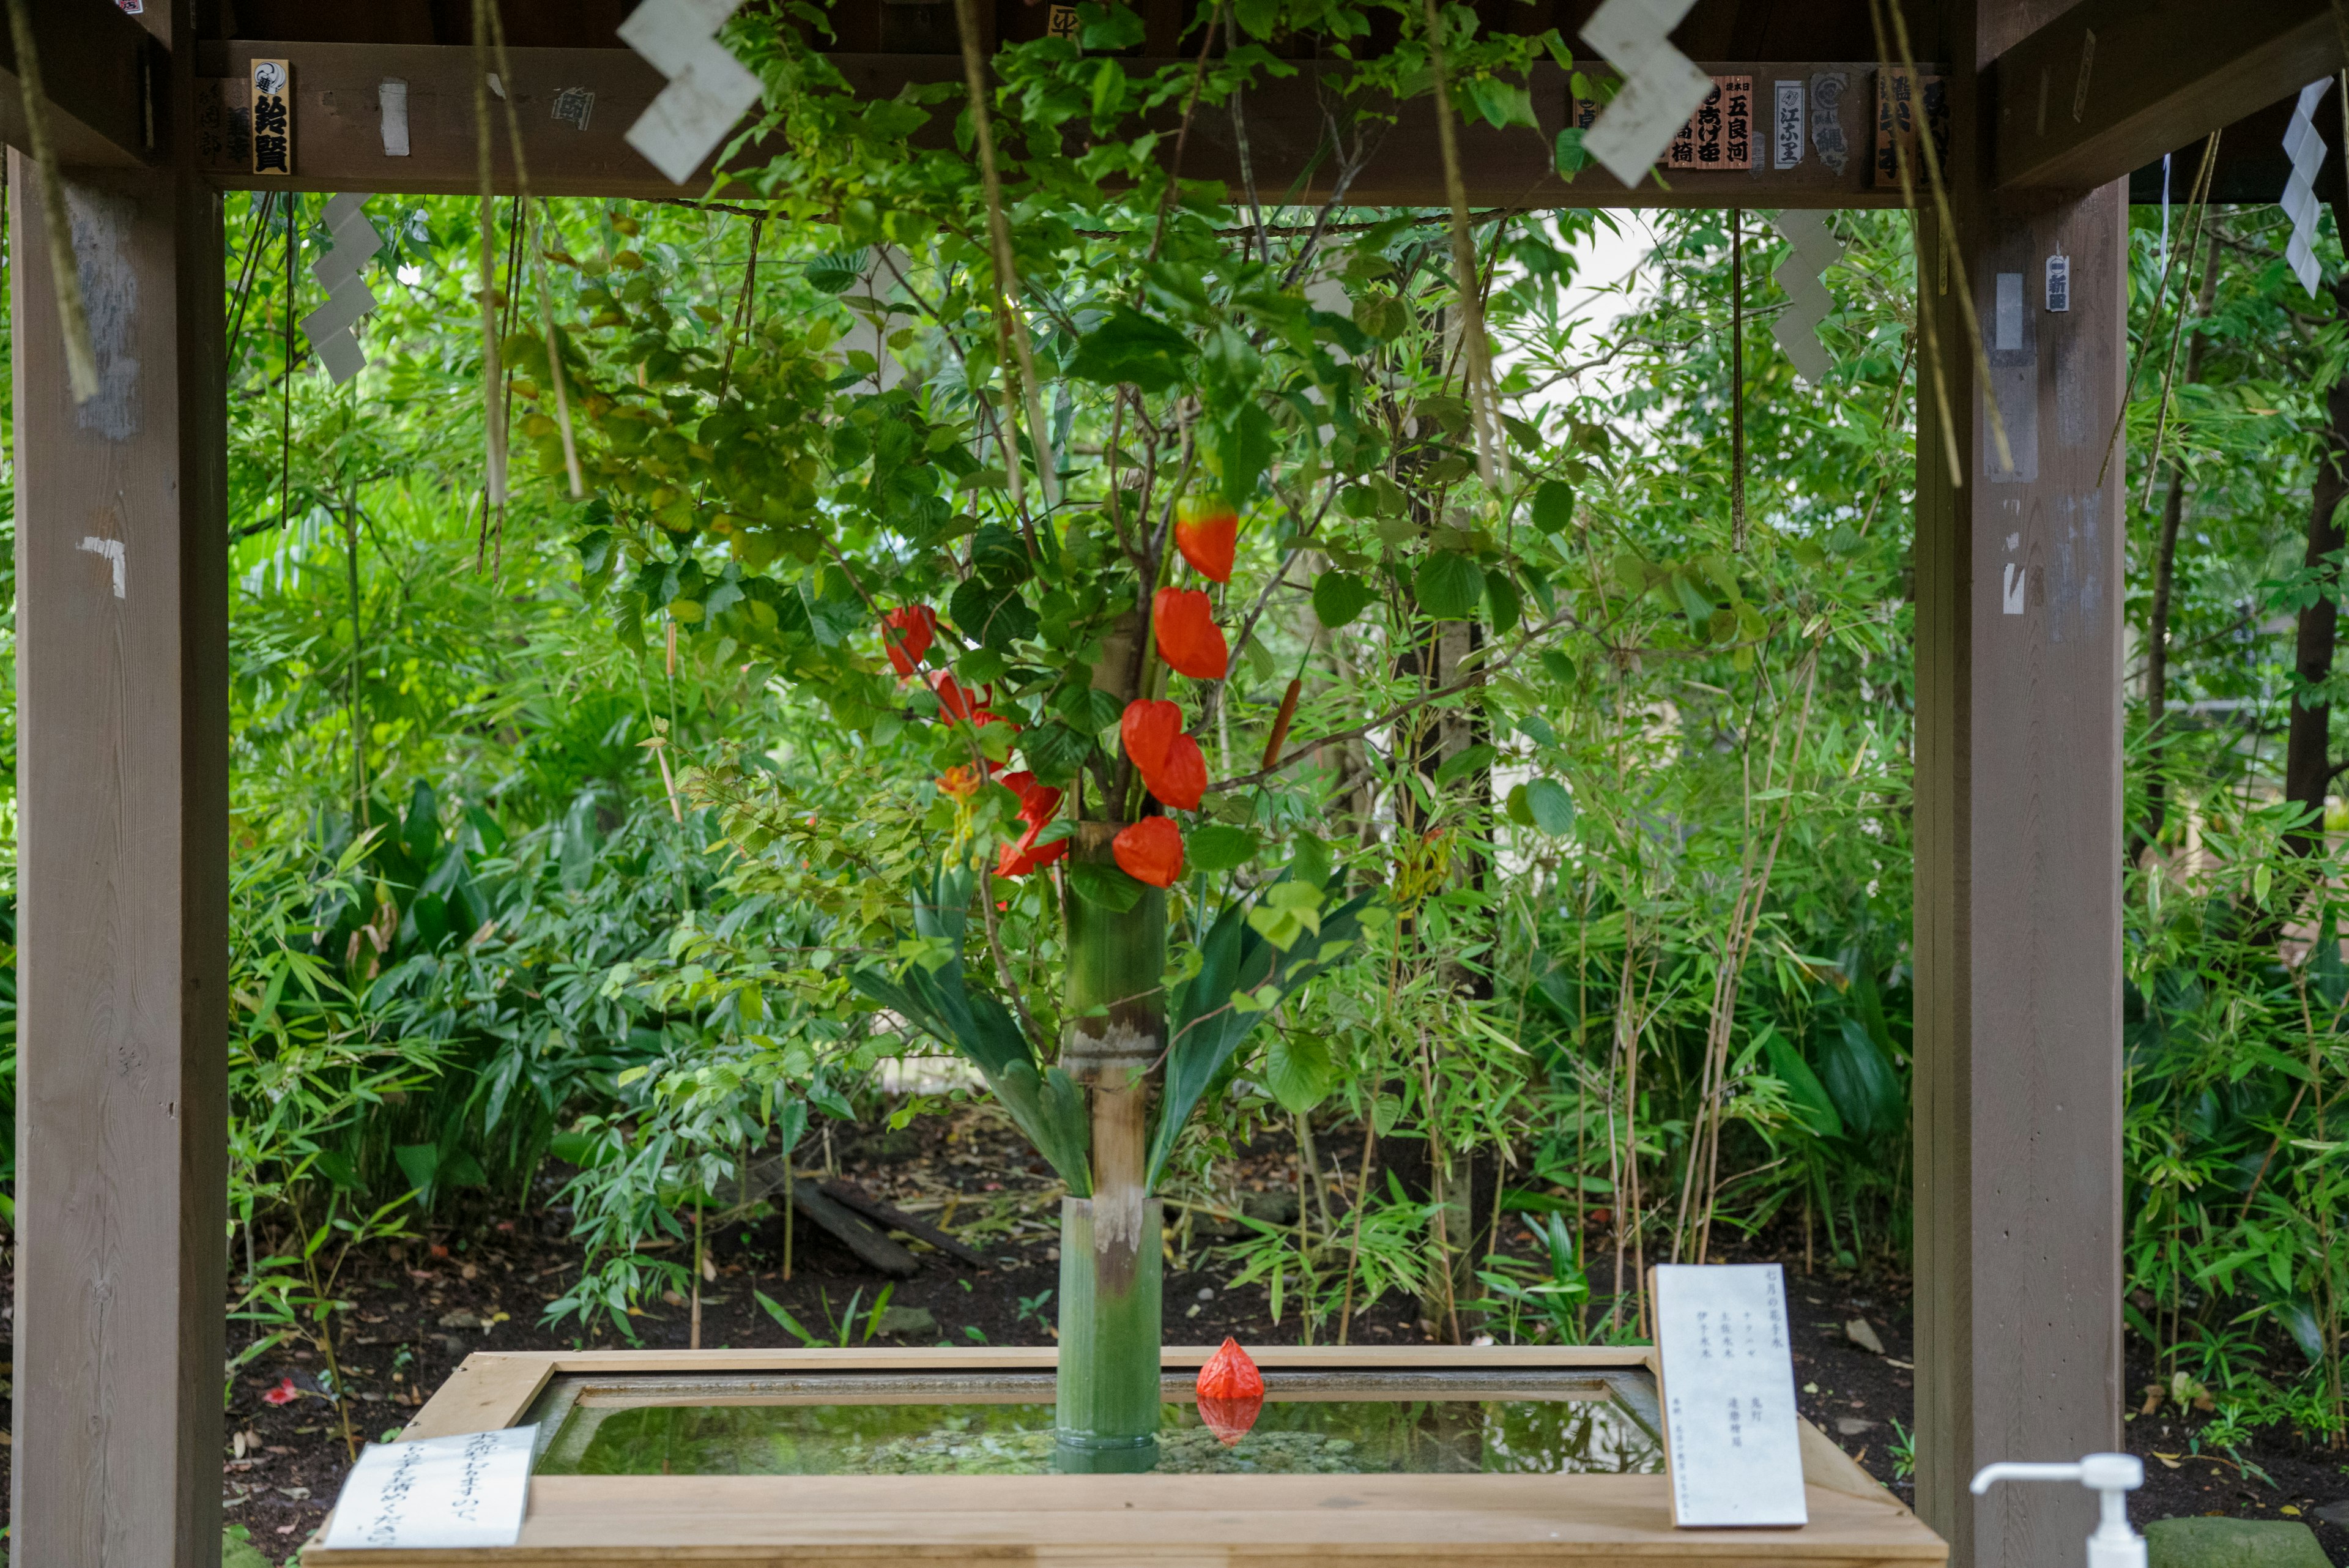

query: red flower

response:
[1113,815,1184,886]
[1152,588,1228,680]
[881,605,937,677]
[262,1377,300,1406]
[1175,498,1239,584]
[1118,700,1207,810]
[1196,1337,1264,1447]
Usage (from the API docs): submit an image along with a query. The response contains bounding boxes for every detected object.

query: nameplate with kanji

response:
[1652,1263,1807,1528]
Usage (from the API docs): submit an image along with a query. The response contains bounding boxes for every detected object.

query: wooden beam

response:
[191,42,1916,207]
[0,0,159,169]
[7,1,229,1562]
[1994,0,2339,191]
[1913,3,2126,1564]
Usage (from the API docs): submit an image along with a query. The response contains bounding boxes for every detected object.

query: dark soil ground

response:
[2,1104,2342,1563]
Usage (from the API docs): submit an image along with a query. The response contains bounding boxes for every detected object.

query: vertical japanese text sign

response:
[251,59,292,176]
[1666,77,1754,171]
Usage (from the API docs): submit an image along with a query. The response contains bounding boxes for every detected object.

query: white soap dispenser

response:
[1969,1452,2147,1568]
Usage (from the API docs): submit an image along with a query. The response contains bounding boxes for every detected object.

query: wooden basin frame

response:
[295,1345,1946,1566]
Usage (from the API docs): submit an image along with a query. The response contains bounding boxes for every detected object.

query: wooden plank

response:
[421,1344,1661,1386]
[7,4,230,1561]
[1912,1,2126,1564]
[0,0,158,169]
[188,42,1917,208]
[819,1180,996,1268]
[402,1353,563,1443]
[1992,0,2339,191]
[301,1471,1945,1564]
[314,1347,1939,1564]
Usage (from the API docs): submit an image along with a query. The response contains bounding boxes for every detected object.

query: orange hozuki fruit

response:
[1111,814,1184,887]
[880,604,937,677]
[1195,1337,1264,1446]
[1119,699,1206,810]
[1174,498,1239,583]
[1151,588,1229,680]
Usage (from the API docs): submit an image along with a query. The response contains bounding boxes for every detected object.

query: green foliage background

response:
[0,0,2340,1456]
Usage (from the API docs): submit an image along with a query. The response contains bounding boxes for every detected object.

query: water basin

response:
[527,1367,1664,1478]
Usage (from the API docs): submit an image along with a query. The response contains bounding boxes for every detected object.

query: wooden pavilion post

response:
[7,1,229,1561]
[1913,1,2126,1563]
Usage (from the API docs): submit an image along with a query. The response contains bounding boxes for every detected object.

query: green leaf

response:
[1671,572,1715,626]
[1485,567,1523,634]
[1817,1017,1903,1141]
[1264,1032,1337,1115]
[1067,859,1145,912]
[1312,570,1378,629]
[1761,1028,1843,1141]
[1203,401,1277,502]
[1504,783,1535,827]
[1554,127,1589,178]
[1186,823,1259,872]
[1531,478,1574,533]
[1522,777,1575,835]
[1433,742,1495,789]
[1020,722,1091,789]
[1353,292,1409,341]
[1067,305,1195,393]
[1415,551,1484,619]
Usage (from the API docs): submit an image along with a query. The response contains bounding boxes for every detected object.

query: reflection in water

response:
[540,1391,1661,1478]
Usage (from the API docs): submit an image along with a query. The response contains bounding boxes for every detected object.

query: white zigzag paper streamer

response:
[620,0,762,186]
[2282,78,2332,299]
[1768,210,1843,384]
[1580,0,1712,188]
[302,193,380,385]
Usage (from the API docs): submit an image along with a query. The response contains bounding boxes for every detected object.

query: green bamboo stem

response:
[1055,820,1168,1464]
[1054,1195,1163,1470]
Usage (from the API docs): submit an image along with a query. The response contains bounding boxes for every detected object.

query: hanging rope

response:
[472,0,508,523]
[281,196,297,532]
[482,0,584,499]
[1731,207,1746,552]
[1865,0,2011,480]
[4,0,98,402]
[718,214,765,403]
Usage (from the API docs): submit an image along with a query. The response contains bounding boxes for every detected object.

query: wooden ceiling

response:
[204,0,1909,61]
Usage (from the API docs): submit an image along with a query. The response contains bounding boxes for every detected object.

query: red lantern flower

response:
[1112,815,1184,887]
[1118,699,1206,811]
[262,1377,301,1406]
[1175,498,1239,584]
[881,605,936,677]
[1152,588,1228,681]
[1195,1337,1264,1446]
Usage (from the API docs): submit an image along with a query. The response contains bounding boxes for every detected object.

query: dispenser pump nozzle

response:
[1969,1453,2145,1568]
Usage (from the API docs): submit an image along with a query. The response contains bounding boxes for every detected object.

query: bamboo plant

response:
[513,0,1569,1464]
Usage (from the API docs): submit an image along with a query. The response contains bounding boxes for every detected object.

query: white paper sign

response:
[319,1425,538,1550]
[1653,1265,1807,1528]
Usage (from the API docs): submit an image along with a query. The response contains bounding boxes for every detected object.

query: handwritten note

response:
[1652,1265,1806,1528]
[319,1425,538,1550]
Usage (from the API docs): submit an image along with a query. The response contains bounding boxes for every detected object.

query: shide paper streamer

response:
[620,0,762,186]
[302,193,382,385]
[1768,209,1844,385]
[1579,0,1713,188]
[2282,78,2332,300]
